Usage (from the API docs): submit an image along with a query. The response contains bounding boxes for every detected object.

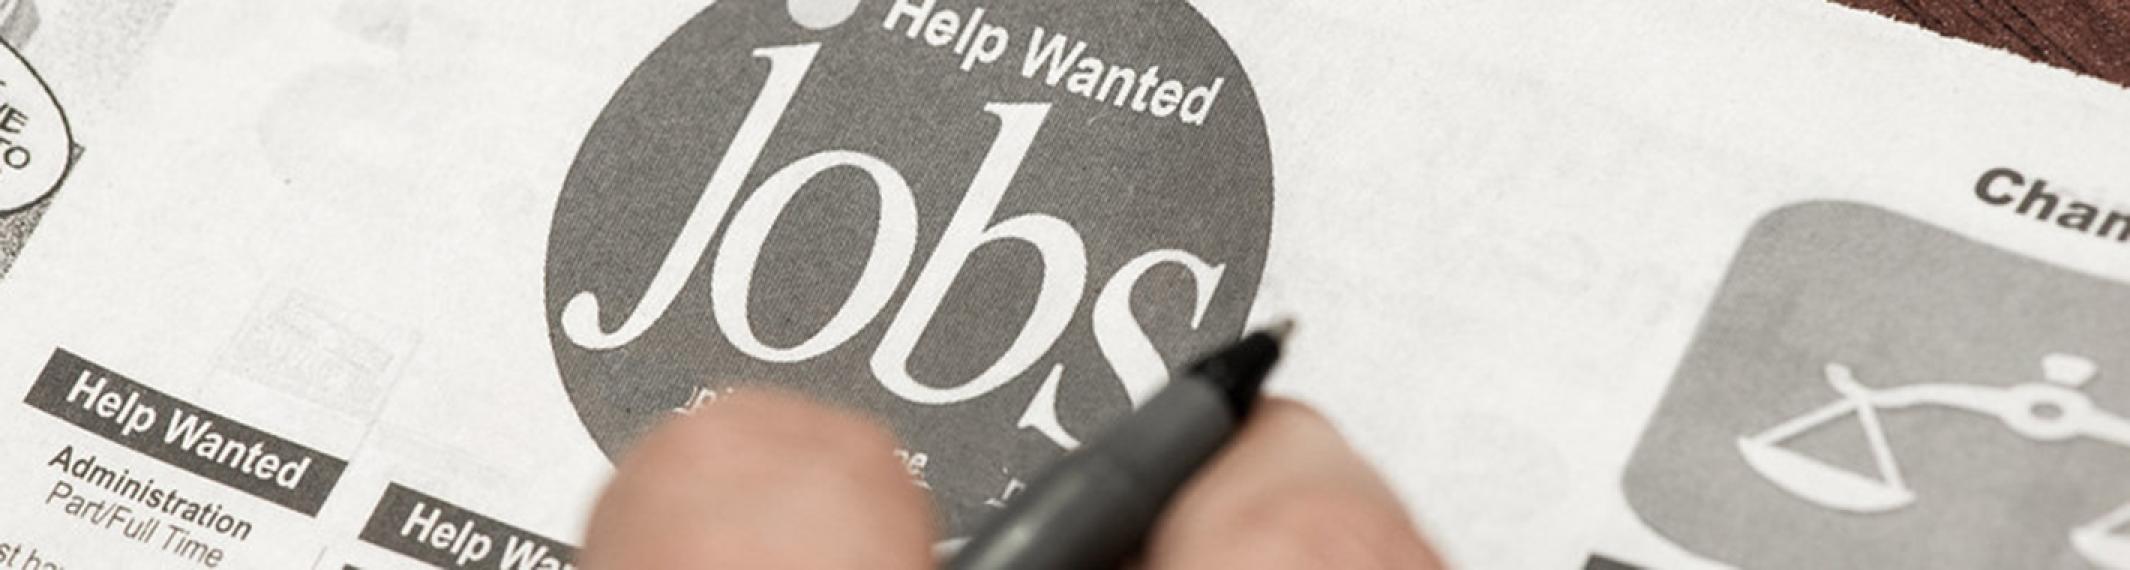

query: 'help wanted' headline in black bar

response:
[360,483,578,568]
[23,348,347,515]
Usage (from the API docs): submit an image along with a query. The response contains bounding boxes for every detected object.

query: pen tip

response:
[1264,319,1295,341]
[1194,321,1289,416]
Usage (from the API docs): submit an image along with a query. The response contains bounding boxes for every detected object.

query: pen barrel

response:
[948,377,1238,570]
[1093,375,1240,489]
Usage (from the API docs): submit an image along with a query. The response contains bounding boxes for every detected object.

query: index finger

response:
[1143,398,1445,570]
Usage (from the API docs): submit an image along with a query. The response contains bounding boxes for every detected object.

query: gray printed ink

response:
[543,0,1273,534]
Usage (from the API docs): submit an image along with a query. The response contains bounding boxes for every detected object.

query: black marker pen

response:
[946,323,1289,570]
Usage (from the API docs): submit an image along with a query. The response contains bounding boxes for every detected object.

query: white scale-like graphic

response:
[1737,354,2130,568]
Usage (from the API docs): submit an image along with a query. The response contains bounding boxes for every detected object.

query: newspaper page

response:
[0,0,2125,568]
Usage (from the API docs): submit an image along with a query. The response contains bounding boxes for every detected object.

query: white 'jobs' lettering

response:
[713,150,919,362]
[869,102,1087,406]
[558,40,1229,444]
[1094,250,1226,407]
[560,43,823,350]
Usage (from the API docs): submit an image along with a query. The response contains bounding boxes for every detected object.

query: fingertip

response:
[1145,397,1444,570]
[582,389,936,569]
[1248,398,1345,446]
[652,389,902,462]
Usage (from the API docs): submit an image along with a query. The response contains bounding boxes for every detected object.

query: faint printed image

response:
[216,290,418,420]
[1624,202,2130,568]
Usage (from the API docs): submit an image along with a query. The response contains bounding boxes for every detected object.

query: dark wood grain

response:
[1831,0,2130,86]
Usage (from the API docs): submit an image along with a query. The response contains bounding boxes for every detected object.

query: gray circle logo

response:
[544,0,1273,532]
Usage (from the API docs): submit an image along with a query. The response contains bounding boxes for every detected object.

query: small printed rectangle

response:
[359,483,578,569]
[21,348,348,515]
[219,290,416,419]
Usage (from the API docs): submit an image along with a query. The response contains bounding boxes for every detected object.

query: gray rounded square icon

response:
[1624,202,2130,568]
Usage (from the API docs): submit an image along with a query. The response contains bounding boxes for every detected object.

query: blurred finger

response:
[1142,398,1443,570]
[580,391,936,570]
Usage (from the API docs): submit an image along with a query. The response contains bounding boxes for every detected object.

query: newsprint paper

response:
[0,0,2127,568]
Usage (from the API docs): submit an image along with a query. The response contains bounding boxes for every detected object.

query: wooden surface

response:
[1832,0,2130,86]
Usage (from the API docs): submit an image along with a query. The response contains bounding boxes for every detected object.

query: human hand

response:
[581,391,1443,569]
